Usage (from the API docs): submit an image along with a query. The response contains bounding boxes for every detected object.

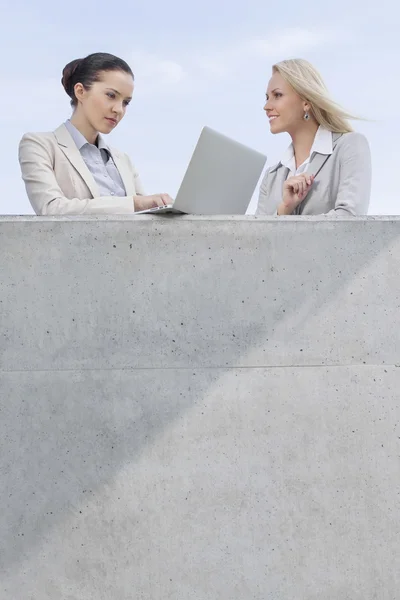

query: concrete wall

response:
[1,215,400,600]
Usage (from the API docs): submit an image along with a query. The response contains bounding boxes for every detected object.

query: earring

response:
[304,112,310,121]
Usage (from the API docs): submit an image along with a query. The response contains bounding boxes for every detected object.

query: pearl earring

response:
[304,112,310,121]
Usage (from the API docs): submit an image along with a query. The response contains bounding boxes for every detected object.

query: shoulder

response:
[335,131,370,152]
[19,131,56,148]
[19,131,59,166]
[20,130,56,141]
[109,145,129,161]
[20,123,69,145]
[110,146,138,171]
[333,131,371,165]
[261,162,281,180]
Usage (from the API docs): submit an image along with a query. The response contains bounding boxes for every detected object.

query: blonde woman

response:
[256,59,371,216]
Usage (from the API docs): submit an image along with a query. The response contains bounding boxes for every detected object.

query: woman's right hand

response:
[134,194,173,212]
[278,173,314,215]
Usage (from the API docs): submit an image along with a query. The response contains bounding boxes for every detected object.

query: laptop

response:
[137,126,267,214]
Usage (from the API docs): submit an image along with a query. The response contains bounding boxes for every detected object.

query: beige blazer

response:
[18,124,145,215]
[256,132,371,216]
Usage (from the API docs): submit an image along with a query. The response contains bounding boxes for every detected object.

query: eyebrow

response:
[107,87,132,101]
[266,88,282,96]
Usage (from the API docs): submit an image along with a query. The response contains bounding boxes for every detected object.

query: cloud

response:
[249,28,335,58]
[130,51,187,92]
[0,78,66,126]
[195,27,338,78]
[129,27,340,91]
[0,27,338,123]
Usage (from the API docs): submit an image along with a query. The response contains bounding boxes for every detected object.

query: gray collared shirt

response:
[64,120,126,197]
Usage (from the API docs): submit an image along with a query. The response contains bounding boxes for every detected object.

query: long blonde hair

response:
[273,58,356,133]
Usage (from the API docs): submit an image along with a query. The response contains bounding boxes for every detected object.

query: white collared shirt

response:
[280,126,333,177]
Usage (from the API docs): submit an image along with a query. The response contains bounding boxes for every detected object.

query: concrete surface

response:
[1,215,400,599]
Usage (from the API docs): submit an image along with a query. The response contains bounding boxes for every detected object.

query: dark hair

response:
[61,52,134,106]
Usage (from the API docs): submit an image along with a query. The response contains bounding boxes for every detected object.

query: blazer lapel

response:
[296,132,343,214]
[308,152,330,178]
[109,148,134,196]
[53,124,99,198]
[308,132,343,178]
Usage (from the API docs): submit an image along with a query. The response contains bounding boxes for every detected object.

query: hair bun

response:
[61,58,83,96]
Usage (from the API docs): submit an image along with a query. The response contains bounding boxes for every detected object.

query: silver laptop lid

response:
[173,126,267,215]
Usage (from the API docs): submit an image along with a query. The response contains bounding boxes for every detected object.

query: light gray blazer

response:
[19,124,145,215]
[256,132,371,216]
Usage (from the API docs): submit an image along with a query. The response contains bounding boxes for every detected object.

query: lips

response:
[105,117,117,125]
[268,115,279,121]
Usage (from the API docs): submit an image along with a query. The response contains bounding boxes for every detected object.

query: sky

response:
[0,0,398,215]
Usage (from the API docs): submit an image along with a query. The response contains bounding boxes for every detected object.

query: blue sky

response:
[0,0,398,215]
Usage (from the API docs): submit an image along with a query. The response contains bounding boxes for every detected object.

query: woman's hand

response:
[278,173,314,215]
[134,194,173,212]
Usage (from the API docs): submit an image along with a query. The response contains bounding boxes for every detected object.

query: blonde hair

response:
[273,58,356,133]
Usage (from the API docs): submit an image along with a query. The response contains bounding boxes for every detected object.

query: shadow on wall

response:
[1,216,400,579]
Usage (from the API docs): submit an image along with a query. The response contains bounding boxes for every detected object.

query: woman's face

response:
[75,69,134,134]
[264,71,308,135]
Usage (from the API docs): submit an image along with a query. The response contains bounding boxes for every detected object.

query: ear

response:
[303,100,311,113]
[73,82,86,103]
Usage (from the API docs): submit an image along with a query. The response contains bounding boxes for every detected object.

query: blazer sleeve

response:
[255,168,279,216]
[327,132,371,216]
[255,170,269,215]
[126,154,145,196]
[19,133,137,216]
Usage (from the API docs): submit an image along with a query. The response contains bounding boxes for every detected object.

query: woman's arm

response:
[19,133,136,215]
[126,153,145,196]
[255,168,278,215]
[327,132,371,216]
